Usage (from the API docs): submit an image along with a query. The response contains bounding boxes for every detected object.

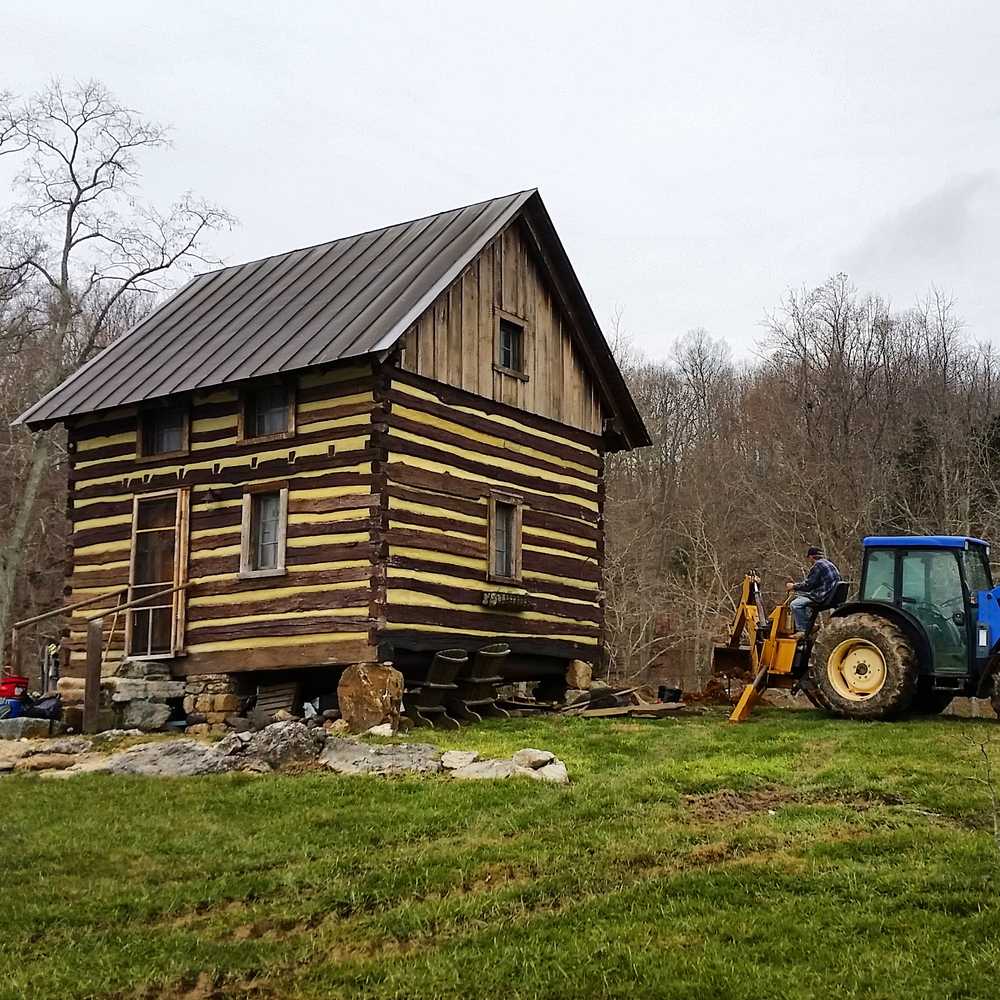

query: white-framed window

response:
[240,485,288,578]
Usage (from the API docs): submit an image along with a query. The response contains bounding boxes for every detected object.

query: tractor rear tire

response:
[808,613,918,720]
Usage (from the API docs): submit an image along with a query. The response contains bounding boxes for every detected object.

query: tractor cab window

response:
[963,548,992,597]
[862,550,896,602]
[900,550,967,674]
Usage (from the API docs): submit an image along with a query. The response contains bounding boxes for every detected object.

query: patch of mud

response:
[130,970,275,999]
[684,788,797,821]
[683,787,908,822]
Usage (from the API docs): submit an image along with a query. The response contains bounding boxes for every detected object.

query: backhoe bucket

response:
[711,644,753,679]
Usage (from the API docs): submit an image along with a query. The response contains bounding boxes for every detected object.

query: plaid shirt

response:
[793,558,841,604]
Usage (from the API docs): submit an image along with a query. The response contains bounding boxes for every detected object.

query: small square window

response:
[240,487,288,577]
[498,318,524,373]
[243,384,292,440]
[139,407,188,458]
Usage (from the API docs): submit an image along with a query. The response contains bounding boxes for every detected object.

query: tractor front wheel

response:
[808,613,918,720]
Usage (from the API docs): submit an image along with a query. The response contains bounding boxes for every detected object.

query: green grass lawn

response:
[5,708,1000,1000]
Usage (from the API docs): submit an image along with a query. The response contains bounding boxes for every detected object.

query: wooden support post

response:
[9,629,21,675]
[83,617,103,735]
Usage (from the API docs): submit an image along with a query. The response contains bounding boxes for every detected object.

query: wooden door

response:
[127,490,189,657]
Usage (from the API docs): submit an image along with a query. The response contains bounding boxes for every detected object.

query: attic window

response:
[242,384,294,441]
[138,406,189,459]
[494,310,530,382]
[497,318,524,374]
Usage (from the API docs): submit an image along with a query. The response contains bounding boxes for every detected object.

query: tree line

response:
[605,282,1000,687]
[3,81,996,691]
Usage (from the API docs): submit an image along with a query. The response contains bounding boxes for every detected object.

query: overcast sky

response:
[4,0,999,359]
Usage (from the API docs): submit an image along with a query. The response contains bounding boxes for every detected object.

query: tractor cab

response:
[856,536,993,689]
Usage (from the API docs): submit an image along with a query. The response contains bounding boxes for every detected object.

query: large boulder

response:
[0,718,59,740]
[108,678,186,702]
[512,748,555,770]
[0,742,31,772]
[535,760,570,785]
[220,721,325,768]
[449,758,540,781]
[565,659,593,690]
[121,700,172,731]
[441,750,479,770]
[71,739,233,777]
[337,664,404,734]
[14,753,80,772]
[320,737,442,775]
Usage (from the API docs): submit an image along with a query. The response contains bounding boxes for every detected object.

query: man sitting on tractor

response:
[785,546,841,637]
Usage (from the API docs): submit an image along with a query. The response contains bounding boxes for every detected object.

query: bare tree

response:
[0,79,234,657]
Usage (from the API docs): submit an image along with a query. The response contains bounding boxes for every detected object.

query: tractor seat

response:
[814,580,850,612]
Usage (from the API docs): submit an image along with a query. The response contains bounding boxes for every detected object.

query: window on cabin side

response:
[244,384,291,439]
[140,407,187,457]
[498,318,524,373]
[240,488,288,576]
[489,494,522,582]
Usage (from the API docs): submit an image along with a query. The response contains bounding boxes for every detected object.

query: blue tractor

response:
[805,536,999,718]
[716,535,1000,720]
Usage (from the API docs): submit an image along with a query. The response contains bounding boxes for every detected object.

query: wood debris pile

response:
[500,685,699,720]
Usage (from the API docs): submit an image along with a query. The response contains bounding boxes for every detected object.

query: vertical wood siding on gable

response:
[380,370,605,663]
[63,362,380,675]
[397,221,605,437]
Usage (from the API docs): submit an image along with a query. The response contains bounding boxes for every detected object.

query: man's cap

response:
[807,546,822,557]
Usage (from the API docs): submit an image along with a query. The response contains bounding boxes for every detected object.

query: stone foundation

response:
[182,674,247,735]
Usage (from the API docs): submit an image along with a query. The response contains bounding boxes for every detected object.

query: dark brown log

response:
[386,552,599,603]
[522,506,602,541]
[297,373,377,405]
[386,435,597,507]
[522,549,599,582]
[386,483,484,520]
[385,574,600,623]
[288,494,377,515]
[71,422,371,482]
[188,615,371,644]
[385,527,486,561]
[384,604,601,638]
[387,411,593,481]
[384,461,597,522]
[387,366,603,450]
[385,388,600,469]
[174,638,377,675]
[188,586,371,621]
[297,398,377,426]
[193,564,370,597]
[389,507,484,536]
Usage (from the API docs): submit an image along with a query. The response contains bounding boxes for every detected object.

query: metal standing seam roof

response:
[17,189,650,448]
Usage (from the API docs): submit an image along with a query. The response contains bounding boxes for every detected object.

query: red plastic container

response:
[0,675,28,699]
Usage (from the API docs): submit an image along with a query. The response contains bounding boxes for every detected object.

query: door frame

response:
[124,487,191,659]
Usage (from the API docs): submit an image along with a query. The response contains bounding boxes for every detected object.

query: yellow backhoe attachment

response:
[710,572,803,722]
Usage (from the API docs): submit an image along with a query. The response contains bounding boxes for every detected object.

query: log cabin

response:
[16,189,649,702]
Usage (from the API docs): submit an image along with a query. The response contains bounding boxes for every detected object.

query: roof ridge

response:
[200,188,538,277]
